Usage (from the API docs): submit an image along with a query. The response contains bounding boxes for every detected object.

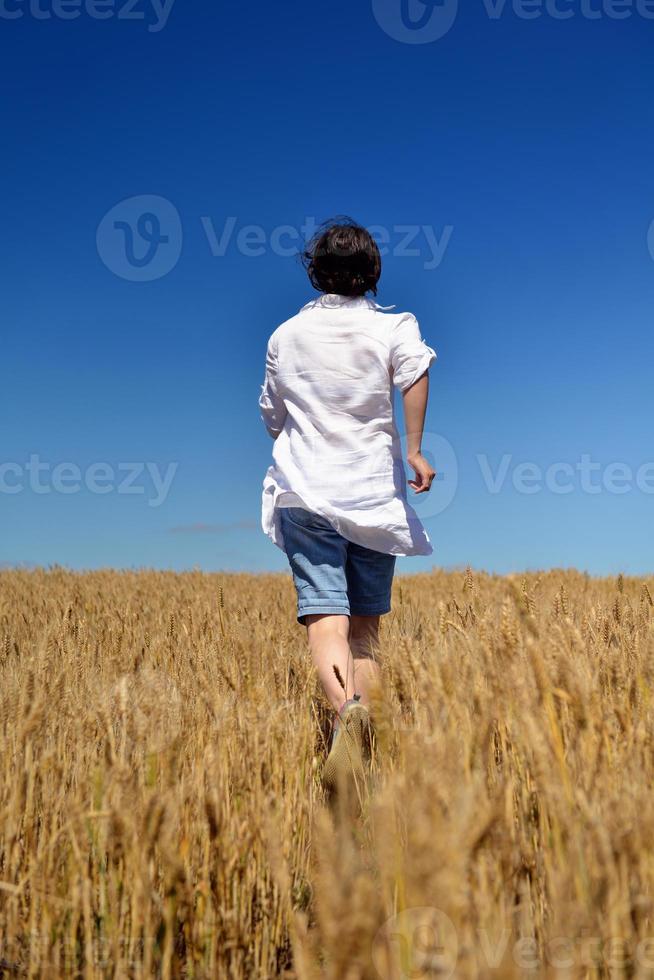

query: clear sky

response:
[1,0,653,575]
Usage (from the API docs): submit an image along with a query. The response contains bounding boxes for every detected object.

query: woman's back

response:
[260,292,436,553]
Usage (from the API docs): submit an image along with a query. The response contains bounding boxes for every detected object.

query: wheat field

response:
[1,567,654,978]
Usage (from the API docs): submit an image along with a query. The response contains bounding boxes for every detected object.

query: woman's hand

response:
[407,452,436,494]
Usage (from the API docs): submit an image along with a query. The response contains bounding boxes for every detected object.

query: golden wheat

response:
[1,567,654,978]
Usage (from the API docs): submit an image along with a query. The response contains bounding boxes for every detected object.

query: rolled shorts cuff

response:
[297,593,350,625]
[349,596,392,617]
[296,593,392,625]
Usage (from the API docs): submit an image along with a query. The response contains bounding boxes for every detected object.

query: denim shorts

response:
[279,506,396,625]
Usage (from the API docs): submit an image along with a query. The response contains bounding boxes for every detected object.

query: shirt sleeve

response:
[259,335,288,438]
[389,314,437,392]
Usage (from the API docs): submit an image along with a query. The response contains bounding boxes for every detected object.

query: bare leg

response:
[349,615,382,707]
[305,613,354,713]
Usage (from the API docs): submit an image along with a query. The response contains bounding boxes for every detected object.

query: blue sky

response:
[1,1,653,575]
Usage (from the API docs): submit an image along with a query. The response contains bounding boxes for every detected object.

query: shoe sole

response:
[322,704,371,794]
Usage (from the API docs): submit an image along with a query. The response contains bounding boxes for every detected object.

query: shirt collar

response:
[300,293,395,312]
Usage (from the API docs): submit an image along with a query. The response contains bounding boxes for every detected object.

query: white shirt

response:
[259,293,437,556]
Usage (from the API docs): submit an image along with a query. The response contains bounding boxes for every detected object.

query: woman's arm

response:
[389,313,437,493]
[259,338,288,439]
[402,371,435,494]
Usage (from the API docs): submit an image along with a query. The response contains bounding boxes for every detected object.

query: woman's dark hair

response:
[302,218,381,297]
